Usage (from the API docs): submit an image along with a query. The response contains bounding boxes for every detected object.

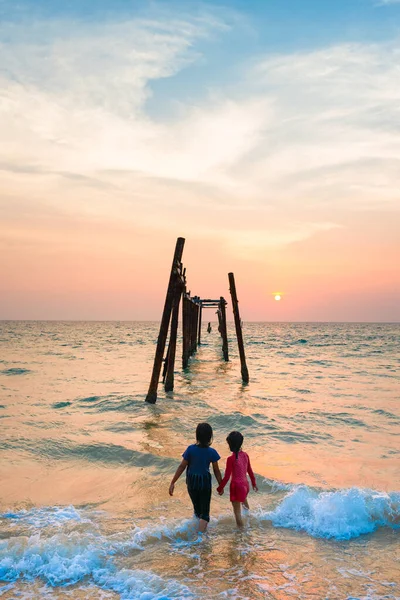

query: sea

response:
[0,321,399,599]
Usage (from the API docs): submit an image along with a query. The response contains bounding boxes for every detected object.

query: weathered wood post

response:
[228,272,249,383]
[145,237,185,403]
[197,301,202,345]
[189,299,194,355]
[162,343,170,382]
[219,297,229,361]
[217,308,222,334]
[182,293,190,368]
[164,279,183,392]
[192,299,199,354]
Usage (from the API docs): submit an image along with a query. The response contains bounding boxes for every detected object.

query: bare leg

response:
[198,519,208,533]
[243,498,249,510]
[232,501,244,527]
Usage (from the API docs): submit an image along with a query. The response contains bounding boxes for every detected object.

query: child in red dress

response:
[217,431,258,527]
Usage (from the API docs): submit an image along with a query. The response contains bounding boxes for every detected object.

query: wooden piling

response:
[217,308,222,334]
[145,237,185,403]
[188,299,194,356]
[162,342,170,383]
[182,294,191,369]
[228,272,249,383]
[197,302,202,345]
[164,281,183,392]
[219,297,229,361]
[191,300,199,354]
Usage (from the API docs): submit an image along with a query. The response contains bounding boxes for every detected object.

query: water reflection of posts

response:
[228,272,249,383]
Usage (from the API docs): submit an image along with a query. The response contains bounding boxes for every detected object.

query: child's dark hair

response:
[196,422,213,448]
[226,431,243,459]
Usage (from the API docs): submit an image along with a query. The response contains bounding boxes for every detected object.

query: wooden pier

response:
[145,237,249,403]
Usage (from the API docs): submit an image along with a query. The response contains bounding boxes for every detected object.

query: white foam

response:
[262,478,295,492]
[0,514,195,598]
[257,485,400,540]
[110,517,201,554]
[1,490,399,599]
[0,505,91,528]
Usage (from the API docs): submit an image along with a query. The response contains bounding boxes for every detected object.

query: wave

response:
[0,507,196,598]
[0,530,192,598]
[257,485,400,540]
[1,483,399,597]
[0,505,90,529]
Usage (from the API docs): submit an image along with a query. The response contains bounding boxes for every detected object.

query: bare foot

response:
[198,519,208,533]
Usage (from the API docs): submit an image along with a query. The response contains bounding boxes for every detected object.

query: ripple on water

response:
[52,401,72,409]
[2,437,177,470]
[1,368,31,376]
[76,395,145,413]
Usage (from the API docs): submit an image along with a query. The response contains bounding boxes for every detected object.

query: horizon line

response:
[0,319,399,324]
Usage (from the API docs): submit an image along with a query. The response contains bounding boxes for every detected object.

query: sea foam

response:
[257,485,400,540]
[0,527,193,598]
[0,507,200,597]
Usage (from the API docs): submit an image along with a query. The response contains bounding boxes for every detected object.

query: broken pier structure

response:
[145,237,248,404]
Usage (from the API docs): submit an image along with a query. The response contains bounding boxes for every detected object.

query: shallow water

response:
[0,321,399,599]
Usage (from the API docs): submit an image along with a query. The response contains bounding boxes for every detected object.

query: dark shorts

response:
[187,485,212,522]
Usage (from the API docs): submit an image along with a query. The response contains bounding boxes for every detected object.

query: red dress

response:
[217,451,256,502]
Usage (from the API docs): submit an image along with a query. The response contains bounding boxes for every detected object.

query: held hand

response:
[218,489,224,496]
[169,483,175,496]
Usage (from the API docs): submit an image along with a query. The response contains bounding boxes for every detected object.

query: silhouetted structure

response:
[145,237,248,403]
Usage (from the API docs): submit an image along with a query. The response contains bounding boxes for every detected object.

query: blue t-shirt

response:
[182,444,221,490]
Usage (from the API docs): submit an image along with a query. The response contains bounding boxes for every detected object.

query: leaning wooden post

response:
[220,297,229,361]
[145,237,185,403]
[228,272,249,383]
[197,301,202,345]
[164,281,183,392]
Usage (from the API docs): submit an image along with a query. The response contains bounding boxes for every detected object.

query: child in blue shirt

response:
[169,422,222,532]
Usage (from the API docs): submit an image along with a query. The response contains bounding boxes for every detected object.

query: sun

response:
[274,294,281,301]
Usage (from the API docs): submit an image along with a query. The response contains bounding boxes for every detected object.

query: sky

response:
[0,0,399,321]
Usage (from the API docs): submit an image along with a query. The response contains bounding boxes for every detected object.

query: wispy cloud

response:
[1,8,400,265]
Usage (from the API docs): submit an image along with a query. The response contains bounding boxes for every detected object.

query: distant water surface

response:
[0,321,399,599]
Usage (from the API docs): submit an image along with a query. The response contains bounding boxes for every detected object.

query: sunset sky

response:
[1,0,399,321]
